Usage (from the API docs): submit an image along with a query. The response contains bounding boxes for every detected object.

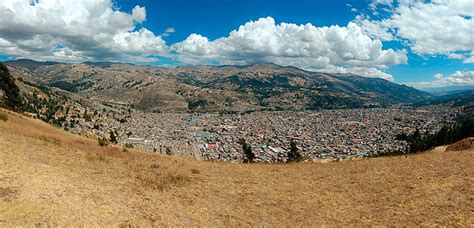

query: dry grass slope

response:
[0,108,473,226]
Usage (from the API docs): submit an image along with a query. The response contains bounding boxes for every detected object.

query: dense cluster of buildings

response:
[71,105,458,163]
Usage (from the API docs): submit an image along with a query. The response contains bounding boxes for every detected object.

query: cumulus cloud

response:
[172,17,407,80]
[355,16,394,41]
[0,0,167,62]
[408,71,474,89]
[0,1,419,81]
[323,65,395,81]
[361,0,474,61]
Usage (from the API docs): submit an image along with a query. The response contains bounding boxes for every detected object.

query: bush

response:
[287,140,301,162]
[0,113,7,121]
[238,138,255,163]
[98,137,109,147]
[109,130,118,144]
[188,99,208,110]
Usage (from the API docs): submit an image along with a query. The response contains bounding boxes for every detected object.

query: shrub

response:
[287,140,301,162]
[135,172,189,191]
[109,130,118,144]
[86,153,106,162]
[125,143,134,149]
[238,138,255,163]
[188,99,208,110]
[0,113,7,121]
[36,135,61,145]
[98,137,109,147]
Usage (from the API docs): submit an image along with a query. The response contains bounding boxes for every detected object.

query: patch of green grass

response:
[0,113,7,121]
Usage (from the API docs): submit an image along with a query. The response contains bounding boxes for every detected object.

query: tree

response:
[238,139,255,163]
[409,129,424,152]
[0,63,23,110]
[397,117,474,154]
[287,140,301,162]
[109,130,118,144]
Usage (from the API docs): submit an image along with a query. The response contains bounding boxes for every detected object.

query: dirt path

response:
[431,146,447,153]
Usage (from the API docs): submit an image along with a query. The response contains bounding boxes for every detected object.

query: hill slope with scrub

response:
[0,108,472,226]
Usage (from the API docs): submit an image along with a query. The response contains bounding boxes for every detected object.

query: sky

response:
[0,0,473,90]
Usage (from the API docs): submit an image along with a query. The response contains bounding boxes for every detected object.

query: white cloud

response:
[433,73,444,79]
[369,0,394,10]
[408,71,474,89]
[172,17,406,80]
[355,16,394,41]
[446,52,465,60]
[165,28,176,33]
[0,1,437,82]
[363,0,474,61]
[321,65,395,81]
[0,0,167,62]
[464,52,474,64]
[162,27,176,37]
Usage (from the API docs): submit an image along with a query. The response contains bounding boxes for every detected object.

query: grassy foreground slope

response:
[0,108,472,226]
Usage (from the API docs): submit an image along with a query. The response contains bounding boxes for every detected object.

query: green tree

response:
[238,139,255,163]
[0,63,23,110]
[109,130,118,144]
[288,140,301,162]
[409,129,424,152]
[399,117,474,153]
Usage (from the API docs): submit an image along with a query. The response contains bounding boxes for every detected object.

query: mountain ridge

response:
[4,59,431,113]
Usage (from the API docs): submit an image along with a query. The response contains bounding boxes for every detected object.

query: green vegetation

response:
[0,113,7,121]
[238,139,255,163]
[0,63,23,110]
[109,130,118,144]
[188,99,208,111]
[397,117,474,153]
[98,137,109,147]
[287,140,301,162]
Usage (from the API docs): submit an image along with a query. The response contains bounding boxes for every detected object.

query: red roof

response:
[206,143,219,149]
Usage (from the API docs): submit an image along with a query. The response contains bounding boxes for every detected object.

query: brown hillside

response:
[446,137,474,152]
[5,61,431,112]
[0,108,472,226]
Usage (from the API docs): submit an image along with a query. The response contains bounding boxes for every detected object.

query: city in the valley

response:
[65,104,462,163]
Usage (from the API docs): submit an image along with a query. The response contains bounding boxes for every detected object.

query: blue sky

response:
[116,0,473,84]
[117,0,366,43]
[0,0,473,89]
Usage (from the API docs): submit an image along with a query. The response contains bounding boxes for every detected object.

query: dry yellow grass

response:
[0,108,473,226]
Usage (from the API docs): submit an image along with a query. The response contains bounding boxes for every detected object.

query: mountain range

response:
[4,59,431,113]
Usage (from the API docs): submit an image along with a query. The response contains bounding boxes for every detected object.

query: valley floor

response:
[0,109,472,226]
